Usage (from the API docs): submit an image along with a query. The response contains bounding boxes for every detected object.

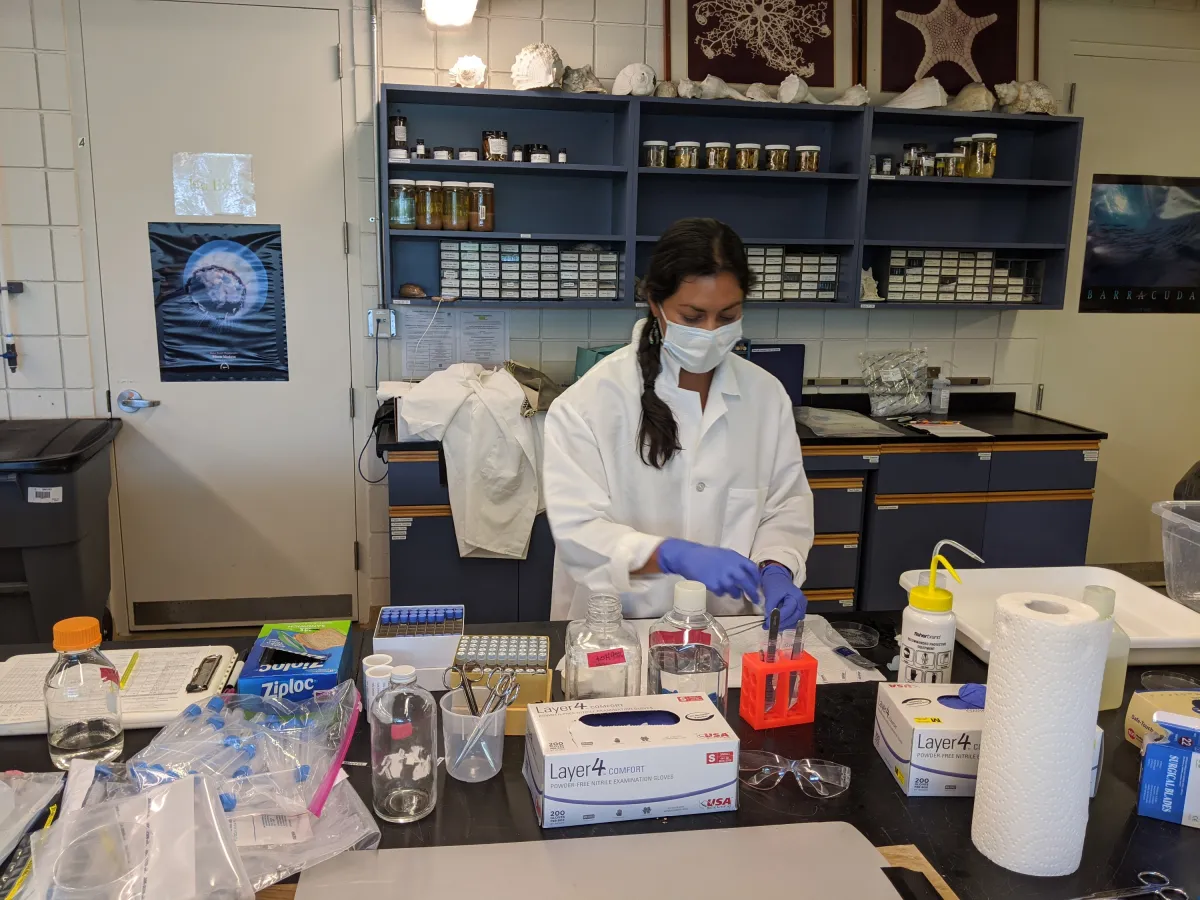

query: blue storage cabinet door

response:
[388,510,518,623]
[988,443,1100,492]
[876,444,993,495]
[804,537,860,591]
[810,476,866,535]
[801,445,882,474]
[385,447,450,507]
[517,513,556,622]
[981,494,1094,567]
[860,496,988,611]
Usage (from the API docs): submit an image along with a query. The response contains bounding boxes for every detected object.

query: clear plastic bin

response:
[1154,501,1200,611]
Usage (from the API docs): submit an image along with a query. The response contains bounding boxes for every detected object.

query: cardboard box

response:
[1137,712,1200,828]
[874,683,1102,798]
[238,620,352,701]
[524,693,738,828]
[1126,690,1200,748]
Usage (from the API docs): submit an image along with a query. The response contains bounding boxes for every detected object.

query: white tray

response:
[898,565,1200,665]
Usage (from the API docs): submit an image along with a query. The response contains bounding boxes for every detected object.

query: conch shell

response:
[995,80,1057,114]
[613,62,656,96]
[677,77,702,98]
[745,82,779,102]
[830,84,869,106]
[511,43,563,91]
[948,82,995,112]
[653,80,678,97]
[448,55,486,89]
[562,64,605,93]
[884,76,948,109]
[699,74,747,100]
[779,74,821,104]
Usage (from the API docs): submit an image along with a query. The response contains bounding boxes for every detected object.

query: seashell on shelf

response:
[399,283,427,299]
[699,74,747,100]
[562,64,606,93]
[948,82,995,112]
[745,82,779,102]
[613,62,656,96]
[511,43,564,91]
[884,76,948,109]
[448,55,486,89]
[860,269,881,302]
[654,80,678,97]
[778,73,820,104]
[677,77,702,98]
[830,84,869,106]
[995,80,1057,115]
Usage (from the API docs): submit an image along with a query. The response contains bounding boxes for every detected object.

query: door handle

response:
[116,390,161,413]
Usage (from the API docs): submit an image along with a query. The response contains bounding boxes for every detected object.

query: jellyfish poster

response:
[149,222,288,380]
[1080,175,1200,314]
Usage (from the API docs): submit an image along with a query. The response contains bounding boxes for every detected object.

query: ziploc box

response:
[523,693,739,828]
[238,620,353,701]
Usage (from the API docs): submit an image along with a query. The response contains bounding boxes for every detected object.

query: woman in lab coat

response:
[544,218,814,622]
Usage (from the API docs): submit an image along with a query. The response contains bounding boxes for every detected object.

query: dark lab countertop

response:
[1,614,1192,900]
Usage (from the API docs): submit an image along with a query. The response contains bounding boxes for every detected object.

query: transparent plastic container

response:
[1154,501,1200,611]
[564,594,642,700]
[441,686,505,783]
[647,580,730,713]
[369,665,437,823]
[44,616,123,770]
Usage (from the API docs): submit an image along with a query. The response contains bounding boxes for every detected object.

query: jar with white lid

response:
[967,132,997,178]
[735,143,761,170]
[705,142,731,169]
[643,140,668,168]
[388,179,416,230]
[674,141,700,168]
[795,145,821,172]
[415,180,442,230]
[441,181,470,231]
[468,181,495,232]
[765,144,790,171]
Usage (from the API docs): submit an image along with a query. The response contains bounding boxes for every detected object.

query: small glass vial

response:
[457,147,479,161]
[902,142,927,171]
[766,144,790,171]
[415,180,442,230]
[432,145,453,160]
[880,155,894,176]
[388,178,416,230]
[387,114,408,162]
[935,153,951,177]
[795,144,820,172]
[441,181,470,231]
[945,153,965,177]
[953,136,972,157]
[643,140,668,168]
[45,616,123,770]
[468,181,495,232]
[647,580,730,714]
[930,366,950,415]
[918,154,936,177]
[482,130,508,161]
[705,141,731,169]
[1083,586,1130,712]
[967,132,997,178]
[529,143,551,164]
[370,665,438,824]
[735,143,761,170]
[564,595,642,700]
[557,148,568,164]
[511,146,525,162]
[674,141,700,169]
[413,138,427,159]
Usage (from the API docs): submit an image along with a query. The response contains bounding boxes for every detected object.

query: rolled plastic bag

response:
[0,771,64,865]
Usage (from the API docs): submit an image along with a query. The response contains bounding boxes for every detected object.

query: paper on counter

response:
[906,420,993,439]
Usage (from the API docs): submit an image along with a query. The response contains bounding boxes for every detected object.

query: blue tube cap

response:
[295,764,311,783]
[206,696,225,713]
[219,793,237,812]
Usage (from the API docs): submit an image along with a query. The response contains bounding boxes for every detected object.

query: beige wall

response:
[1036,1,1200,563]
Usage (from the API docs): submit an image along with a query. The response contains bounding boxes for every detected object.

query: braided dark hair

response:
[636,218,752,468]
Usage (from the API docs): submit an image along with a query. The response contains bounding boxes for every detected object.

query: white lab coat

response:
[400,364,544,559]
[544,322,814,620]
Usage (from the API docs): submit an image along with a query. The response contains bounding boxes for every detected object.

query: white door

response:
[81,0,357,627]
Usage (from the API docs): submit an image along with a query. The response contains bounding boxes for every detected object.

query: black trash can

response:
[0,418,122,642]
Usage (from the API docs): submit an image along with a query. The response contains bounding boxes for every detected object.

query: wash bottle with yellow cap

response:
[898,540,984,684]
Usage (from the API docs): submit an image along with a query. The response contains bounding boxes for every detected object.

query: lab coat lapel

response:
[697,358,740,442]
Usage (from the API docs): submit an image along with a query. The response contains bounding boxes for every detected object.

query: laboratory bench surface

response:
[1,613,1194,900]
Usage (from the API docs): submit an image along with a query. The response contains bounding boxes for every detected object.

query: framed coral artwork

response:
[863,0,1038,97]
[666,0,859,92]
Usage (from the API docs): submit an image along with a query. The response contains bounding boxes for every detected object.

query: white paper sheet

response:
[906,420,993,439]
[399,309,510,378]
[457,311,508,368]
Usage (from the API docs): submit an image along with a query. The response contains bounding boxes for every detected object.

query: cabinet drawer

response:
[876,444,992,494]
[802,445,881,473]
[806,588,856,611]
[988,442,1100,492]
[805,534,860,591]
[386,449,450,507]
[810,477,866,534]
[982,492,1094,567]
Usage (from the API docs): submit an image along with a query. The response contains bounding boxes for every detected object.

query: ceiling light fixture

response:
[423,0,478,28]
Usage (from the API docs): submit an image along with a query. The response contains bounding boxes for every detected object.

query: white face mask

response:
[658,316,743,373]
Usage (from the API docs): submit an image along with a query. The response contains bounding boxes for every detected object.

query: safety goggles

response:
[738,750,852,798]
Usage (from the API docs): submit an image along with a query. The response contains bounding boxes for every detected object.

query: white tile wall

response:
[0,167,47,223]
[0,110,42,166]
[0,51,38,108]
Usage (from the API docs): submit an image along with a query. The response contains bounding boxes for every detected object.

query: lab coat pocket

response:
[722,487,767,557]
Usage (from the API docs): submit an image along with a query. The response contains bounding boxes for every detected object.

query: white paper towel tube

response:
[362,664,394,713]
[971,592,1111,876]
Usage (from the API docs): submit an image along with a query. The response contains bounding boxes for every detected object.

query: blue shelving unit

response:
[379,85,1083,311]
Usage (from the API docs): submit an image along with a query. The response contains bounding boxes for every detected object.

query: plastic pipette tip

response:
[295,764,311,783]
[219,793,237,812]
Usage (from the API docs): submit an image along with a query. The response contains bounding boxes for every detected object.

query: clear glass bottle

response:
[647,580,730,714]
[564,594,642,700]
[1083,585,1131,711]
[930,366,951,416]
[370,665,438,823]
[44,616,123,770]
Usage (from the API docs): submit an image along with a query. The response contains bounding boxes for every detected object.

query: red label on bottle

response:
[391,722,413,740]
[648,629,712,647]
[100,666,119,685]
[586,648,626,668]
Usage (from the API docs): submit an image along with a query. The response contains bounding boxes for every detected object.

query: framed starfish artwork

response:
[863,0,1037,96]
[666,0,859,91]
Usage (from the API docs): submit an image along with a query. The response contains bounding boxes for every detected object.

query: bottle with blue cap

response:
[898,540,983,684]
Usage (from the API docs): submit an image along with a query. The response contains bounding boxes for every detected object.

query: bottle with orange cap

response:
[898,541,984,685]
[44,615,123,769]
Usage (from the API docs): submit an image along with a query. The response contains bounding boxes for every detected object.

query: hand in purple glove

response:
[761,564,806,631]
[656,539,761,599]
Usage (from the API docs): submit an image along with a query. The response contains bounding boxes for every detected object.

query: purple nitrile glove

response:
[760,564,806,631]
[656,539,761,599]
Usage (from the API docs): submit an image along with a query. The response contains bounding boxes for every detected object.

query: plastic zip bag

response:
[0,772,64,866]
[860,347,931,417]
[129,680,360,818]
[26,774,254,900]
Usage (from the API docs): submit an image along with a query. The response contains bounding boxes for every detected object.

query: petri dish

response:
[1141,670,1200,691]
[829,622,880,649]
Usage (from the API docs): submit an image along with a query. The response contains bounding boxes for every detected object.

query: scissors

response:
[452,672,520,769]
[442,663,487,717]
[1068,871,1188,900]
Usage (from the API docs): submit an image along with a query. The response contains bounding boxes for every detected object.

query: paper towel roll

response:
[971,592,1111,877]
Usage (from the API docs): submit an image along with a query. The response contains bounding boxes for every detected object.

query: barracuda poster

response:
[149,222,289,380]
[1081,175,1200,313]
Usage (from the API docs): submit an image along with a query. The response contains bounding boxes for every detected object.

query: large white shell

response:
[613,62,656,96]
[448,55,486,89]
[948,82,995,112]
[745,82,779,102]
[653,80,678,97]
[562,64,606,93]
[995,80,1057,114]
[830,84,869,106]
[511,43,563,91]
[884,76,948,109]
[677,77,702,99]
[861,269,882,301]
[699,74,747,100]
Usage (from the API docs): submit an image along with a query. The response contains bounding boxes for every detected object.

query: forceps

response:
[452,671,520,769]
[442,663,485,716]
[1067,871,1188,900]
